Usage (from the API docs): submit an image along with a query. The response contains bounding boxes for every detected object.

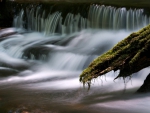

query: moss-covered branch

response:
[80,24,150,87]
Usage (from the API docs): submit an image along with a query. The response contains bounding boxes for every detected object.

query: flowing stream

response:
[0,3,150,113]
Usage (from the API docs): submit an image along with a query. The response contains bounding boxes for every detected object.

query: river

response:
[0,3,150,113]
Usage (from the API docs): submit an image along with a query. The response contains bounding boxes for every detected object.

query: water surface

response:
[0,28,150,113]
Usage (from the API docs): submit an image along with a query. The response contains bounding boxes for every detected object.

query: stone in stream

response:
[137,73,150,93]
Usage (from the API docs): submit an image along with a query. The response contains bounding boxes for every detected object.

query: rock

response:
[137,73,150,93]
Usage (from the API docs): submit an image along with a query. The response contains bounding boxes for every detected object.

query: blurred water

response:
[0,28,150,113]
[13,4,150,35]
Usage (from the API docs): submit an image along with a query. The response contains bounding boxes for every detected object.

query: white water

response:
[0,28,150,113]
[13,4,150,35]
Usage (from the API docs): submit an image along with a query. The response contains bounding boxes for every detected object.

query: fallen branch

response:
[80,24,150,87]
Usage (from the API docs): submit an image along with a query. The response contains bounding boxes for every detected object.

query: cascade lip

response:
[8,0,150,8]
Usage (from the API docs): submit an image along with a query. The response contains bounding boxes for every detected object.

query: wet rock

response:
[0,67,19,77]
[0,28,17,38]
[22,46,51,60]
[137,73,150,93]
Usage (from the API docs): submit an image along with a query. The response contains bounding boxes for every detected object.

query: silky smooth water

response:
[0,28,150,113]
[13,4,150,34]
[1,3,150,113]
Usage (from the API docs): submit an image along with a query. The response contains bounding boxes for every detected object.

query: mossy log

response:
[80,24,150,87]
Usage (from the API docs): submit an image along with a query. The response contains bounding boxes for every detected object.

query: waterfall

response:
[1,2,150,113]
[13,4,150,34]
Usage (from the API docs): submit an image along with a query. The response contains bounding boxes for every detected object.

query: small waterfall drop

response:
[13,4,150,34]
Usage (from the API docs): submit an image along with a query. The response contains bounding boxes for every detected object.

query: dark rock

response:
[0,67,19,77]
[137,73,150,93]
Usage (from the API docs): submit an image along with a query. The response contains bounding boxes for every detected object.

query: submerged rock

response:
[0,67,19,77]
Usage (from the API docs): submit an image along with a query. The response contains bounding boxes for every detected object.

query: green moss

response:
[80,24,150,88]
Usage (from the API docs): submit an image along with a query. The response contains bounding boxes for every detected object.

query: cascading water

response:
[0,3,150,113]
[13,4,150,34]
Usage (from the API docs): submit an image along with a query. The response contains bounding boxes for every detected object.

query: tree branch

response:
[80,24,150,87]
